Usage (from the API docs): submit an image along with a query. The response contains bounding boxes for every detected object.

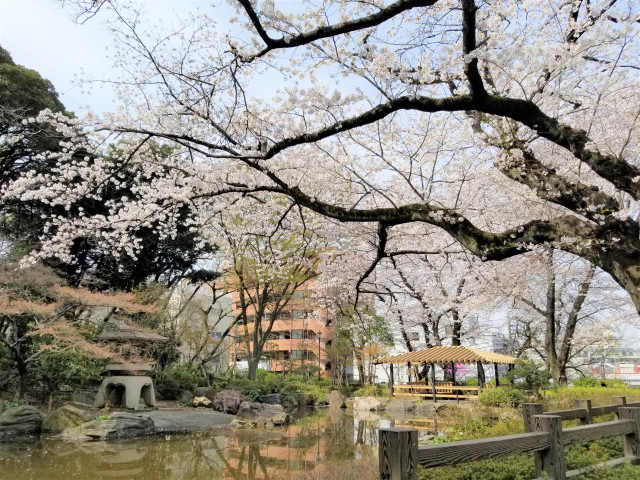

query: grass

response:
[416,394,640,480]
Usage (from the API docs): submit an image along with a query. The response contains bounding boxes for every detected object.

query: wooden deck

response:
[392,382,506,400]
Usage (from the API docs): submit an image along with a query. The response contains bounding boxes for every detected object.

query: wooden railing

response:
[379,396,640,480]
[393,382,508,401]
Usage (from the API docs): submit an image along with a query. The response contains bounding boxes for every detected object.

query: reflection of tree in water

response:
[1,410,381,480]
[355,419,379,447]
[323,409,357,461]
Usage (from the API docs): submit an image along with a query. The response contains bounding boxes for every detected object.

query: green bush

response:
[601,379,630,389]
[464,377,479,387]
[507,359,552,396]
[479,387,525,408]
[571,377,629,389]
[545,386,639,410]
[154,363,206,400]
[573,376,601,387]
[352,384,390,398]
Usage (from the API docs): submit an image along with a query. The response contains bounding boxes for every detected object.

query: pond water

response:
[0,409,439,480]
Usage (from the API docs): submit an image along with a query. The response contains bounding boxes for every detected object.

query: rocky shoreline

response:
[0,389,442,442]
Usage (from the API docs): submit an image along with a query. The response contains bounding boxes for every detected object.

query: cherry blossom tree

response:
[5,0,640,313]
[492,250,636,384]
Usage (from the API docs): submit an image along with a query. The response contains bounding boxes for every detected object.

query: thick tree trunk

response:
[16,358,28,400]
[543,253,563,386]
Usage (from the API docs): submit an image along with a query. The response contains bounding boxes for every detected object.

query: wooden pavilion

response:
[374,346,518,402]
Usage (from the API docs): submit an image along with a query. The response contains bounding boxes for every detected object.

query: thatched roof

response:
[375,346,517,365]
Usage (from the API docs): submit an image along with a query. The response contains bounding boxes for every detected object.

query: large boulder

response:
[416,401,445,416]
[62,412,155,441]
[350,396,384,411]
[297,393,315,406]
[386,399,416,412]
[71,392,96,406]
[178,390,195,405]
[192,396,213,408]
[326,390,345,409]
[213,390,249,415]
[0,405,42,439]
[193,387,217,402]
[232,402,290,428]
[43,404,97,432]
[260,394,282,405]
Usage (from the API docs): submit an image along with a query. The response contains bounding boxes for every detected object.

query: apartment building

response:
[230,284,334,377]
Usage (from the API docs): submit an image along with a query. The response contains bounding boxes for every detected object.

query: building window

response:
[291,350,304,360]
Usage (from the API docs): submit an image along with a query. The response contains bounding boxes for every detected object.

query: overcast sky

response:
[0,0,230,115]
[0,0,119,114]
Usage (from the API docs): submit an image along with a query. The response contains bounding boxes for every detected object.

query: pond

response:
[0,408,439,480]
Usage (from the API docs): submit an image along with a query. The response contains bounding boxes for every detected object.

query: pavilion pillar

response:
[494,363,500,387]
[423,362,429,385]
[451,362,456,385]
[477,362,485,390]
[408,361,412,393]
[389,363,394,397]
[431,362,437,402]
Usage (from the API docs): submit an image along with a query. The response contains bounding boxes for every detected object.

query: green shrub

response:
[573,376,601,388]
[154,363,206,400]
[352,384,390,398]
[601,379,630,389]
[545,386,639,410]
[507,359,552,396]
[280,380,306,406]
[479,388,525,408]
[464,377,478,387]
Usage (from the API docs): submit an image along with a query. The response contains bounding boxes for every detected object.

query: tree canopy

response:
[4,1,640,310]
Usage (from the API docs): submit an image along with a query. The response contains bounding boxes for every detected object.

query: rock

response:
[178,390,195,405]
[297,393,314,406]
[386,399,416,412]
[351,397,384,411]
[193,387,217,402]
[416,401,444,416]
[353,410,383,422]
[43,404,97,432]
[260,393,282,405]
[71,392,96,406]
[62,412,155,441]
[192,396,213,408]
[232,402,290,428]
[344,397,355,409]
[213,390,249,415]
[326,390,345,409]
[0,405,42,439]
[418,434,436,445]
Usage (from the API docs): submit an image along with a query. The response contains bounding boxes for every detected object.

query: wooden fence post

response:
[618,407,640,458]
[523,403,544,474]
[612,396,627,419]
[533,415,566,480]
[379,428,418,480]
[523,403,544,432]
[574,399,592,425]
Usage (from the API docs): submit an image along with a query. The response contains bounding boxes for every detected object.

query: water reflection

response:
[0,409,438,480]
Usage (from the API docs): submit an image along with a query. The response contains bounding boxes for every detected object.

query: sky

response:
[2,0,639,346]
[1,0,118,114]
[0,0,233,115]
